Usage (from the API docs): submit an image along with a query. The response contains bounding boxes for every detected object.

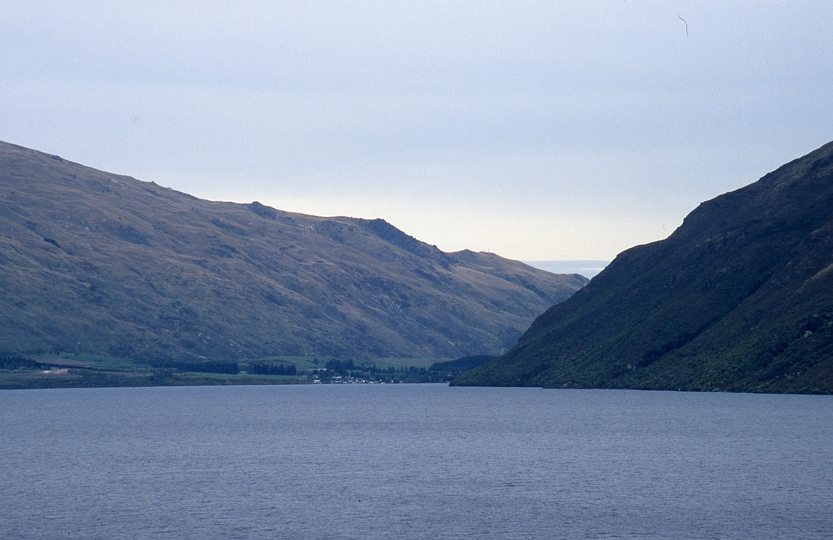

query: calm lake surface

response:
[2,384,832,539]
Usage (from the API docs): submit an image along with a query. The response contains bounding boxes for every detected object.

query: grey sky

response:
[2,1,831,260]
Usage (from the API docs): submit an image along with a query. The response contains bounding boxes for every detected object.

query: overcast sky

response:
[2,1,831,261]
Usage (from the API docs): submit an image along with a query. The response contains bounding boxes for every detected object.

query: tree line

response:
[147,358,241,374]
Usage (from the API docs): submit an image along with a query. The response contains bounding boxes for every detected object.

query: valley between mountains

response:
[4,139,832,393]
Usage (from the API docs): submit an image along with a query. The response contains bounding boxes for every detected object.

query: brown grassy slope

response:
[0,141,587,362]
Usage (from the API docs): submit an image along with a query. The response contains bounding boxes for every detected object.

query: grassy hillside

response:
[453,141,833,393]
[0,141,587,365]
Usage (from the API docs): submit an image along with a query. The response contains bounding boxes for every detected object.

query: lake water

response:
[2,384,832,539]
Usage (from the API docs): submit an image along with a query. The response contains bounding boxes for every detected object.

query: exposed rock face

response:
[0,141,587,362]
[454,141,833,393]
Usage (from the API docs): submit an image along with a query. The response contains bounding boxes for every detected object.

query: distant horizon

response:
[524,260,609,279]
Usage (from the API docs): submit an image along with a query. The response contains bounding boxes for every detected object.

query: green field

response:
[0,353,454,390]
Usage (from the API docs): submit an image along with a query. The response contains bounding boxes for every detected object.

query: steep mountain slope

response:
[454,141,833,393]
[0,141,587,362]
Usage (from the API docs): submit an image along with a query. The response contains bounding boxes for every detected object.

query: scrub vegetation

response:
[454,141,833,394]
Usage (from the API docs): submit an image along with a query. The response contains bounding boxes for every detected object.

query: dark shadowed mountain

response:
[0,141,587,363]
[454,141,833,393]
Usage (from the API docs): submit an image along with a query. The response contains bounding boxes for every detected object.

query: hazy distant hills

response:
[0,141,587,363]
[525,260,609,279]
[454,141,833,393]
